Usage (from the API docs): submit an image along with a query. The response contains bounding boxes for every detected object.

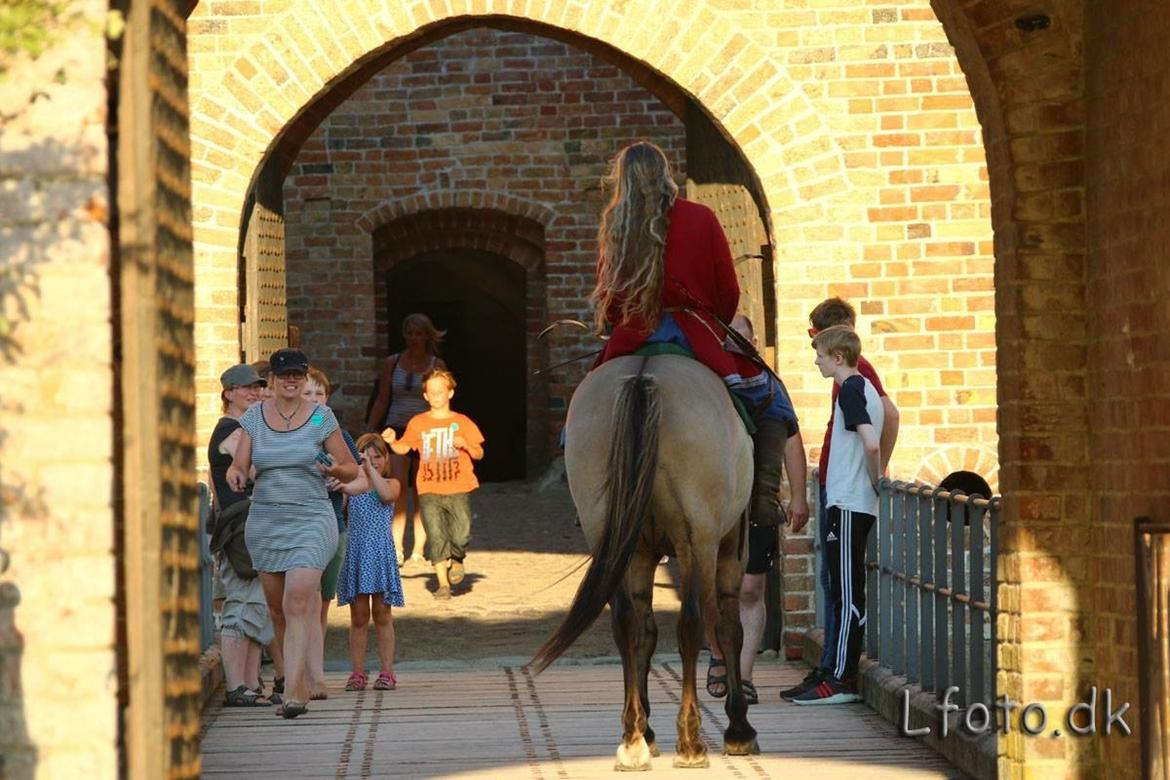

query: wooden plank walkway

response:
[201,660,965,779]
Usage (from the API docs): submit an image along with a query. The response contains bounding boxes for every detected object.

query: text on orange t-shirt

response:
[400,411,484,495]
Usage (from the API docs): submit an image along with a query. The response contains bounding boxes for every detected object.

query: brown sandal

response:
[274,700,307,719]
[706,655,728,698]
[224,685,271,707]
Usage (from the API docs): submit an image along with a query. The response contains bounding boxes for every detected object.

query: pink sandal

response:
[373,672,397,690]
[345,671,368,691]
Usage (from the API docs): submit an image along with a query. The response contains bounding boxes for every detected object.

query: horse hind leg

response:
[715,528,759,756]
[611,547,658,771]
[672,548,709,769]
[632,549,660,758]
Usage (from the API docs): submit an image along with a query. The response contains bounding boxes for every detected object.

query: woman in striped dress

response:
[365,313,447,565]
[227,348,359,718]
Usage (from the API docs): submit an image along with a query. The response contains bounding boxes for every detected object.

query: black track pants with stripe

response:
[822,506,876,682]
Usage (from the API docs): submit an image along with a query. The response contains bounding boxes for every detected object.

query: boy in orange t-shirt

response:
[383,369,484,600]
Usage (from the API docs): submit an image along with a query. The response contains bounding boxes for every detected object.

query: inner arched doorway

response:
[382,248,527,482]
[369,203,551,478]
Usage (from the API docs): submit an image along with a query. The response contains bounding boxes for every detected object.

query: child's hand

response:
[453,435,467,450]
[380,427,397,444]
[325,476,344,492]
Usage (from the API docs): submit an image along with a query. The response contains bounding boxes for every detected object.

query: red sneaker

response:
[790,676,861,705]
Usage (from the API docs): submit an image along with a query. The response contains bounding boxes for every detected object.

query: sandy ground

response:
[322,480,687,669]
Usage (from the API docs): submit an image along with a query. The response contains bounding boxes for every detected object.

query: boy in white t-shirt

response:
[792,325,884,705]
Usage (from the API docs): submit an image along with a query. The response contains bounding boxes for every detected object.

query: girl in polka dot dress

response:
[330,433,404,691]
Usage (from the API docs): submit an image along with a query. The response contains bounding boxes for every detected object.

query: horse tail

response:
[530,371,661,674]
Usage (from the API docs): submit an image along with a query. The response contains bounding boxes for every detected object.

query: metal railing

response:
[198,481,216,652]
[814,476,1000,708]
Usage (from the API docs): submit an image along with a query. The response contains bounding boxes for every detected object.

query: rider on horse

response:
[591,141,791,529]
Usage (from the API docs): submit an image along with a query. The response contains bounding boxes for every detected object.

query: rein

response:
[531,348,603,377]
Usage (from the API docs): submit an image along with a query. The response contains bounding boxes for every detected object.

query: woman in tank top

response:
[365,313,448,565]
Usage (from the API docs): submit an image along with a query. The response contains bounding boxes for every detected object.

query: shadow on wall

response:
[0,583,34,778]
[0,165,58,779]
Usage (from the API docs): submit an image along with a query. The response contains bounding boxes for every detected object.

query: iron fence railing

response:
[813,475,1000,708]
[198,481,215,652]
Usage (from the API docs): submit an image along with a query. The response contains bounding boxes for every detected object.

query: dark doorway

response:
[384,248,526,482]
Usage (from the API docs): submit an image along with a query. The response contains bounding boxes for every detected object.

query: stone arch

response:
[369,206,549,476]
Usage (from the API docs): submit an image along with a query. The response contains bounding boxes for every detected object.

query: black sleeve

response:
[838,376,871,432]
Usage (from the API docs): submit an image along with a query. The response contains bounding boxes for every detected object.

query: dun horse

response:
[531,354,758,769]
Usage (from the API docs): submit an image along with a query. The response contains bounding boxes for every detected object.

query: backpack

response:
[209,499,257,579]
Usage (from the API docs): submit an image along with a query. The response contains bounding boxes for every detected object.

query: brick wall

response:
[188,0,999,694]
[4,0,1157,777]
[189,2,999,497]
[0,2,119,776]
[281,27,688,439]
[1086,1,1170,775]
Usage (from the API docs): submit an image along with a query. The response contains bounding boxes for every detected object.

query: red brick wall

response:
[282,27,687,438]
[1086,1,1170,774]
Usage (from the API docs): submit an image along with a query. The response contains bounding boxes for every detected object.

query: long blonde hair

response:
[401,312,446,355]
[591,142,679,334]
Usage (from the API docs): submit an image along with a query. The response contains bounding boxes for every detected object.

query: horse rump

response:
[529,371,661,673]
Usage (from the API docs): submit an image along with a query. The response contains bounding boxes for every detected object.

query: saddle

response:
[632,343,757,435]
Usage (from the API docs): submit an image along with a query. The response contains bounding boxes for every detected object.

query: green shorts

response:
[321,531,346,601]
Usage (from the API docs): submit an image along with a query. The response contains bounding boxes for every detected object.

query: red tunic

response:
[596,199,740,380]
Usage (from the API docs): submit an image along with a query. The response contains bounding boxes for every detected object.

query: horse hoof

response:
[672,754,710,769]
[723,738,760,756]
[647,742,661,758]
[613,762,652,772]
[614,739,652,771]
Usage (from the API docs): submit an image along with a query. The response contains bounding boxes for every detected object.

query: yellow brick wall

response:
[0,2,119,777]
[187,0,999,493]
[179,2,1145,777]
[4,0,1152,778]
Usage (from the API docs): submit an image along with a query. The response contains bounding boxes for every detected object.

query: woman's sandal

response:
[345,671,368,691]
[274,700,307,719]
[224,684,271,707]
[741,679,759,706]
[706,655,728,698]
[373,672,397,691]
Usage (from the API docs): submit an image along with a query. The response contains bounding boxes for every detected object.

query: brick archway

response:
[190,4,1000,489]
[189,8,834,433]
[368,206,549,475]
[357,190,557,234]
[187,2,1106,775]
[918,445,1000,493]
